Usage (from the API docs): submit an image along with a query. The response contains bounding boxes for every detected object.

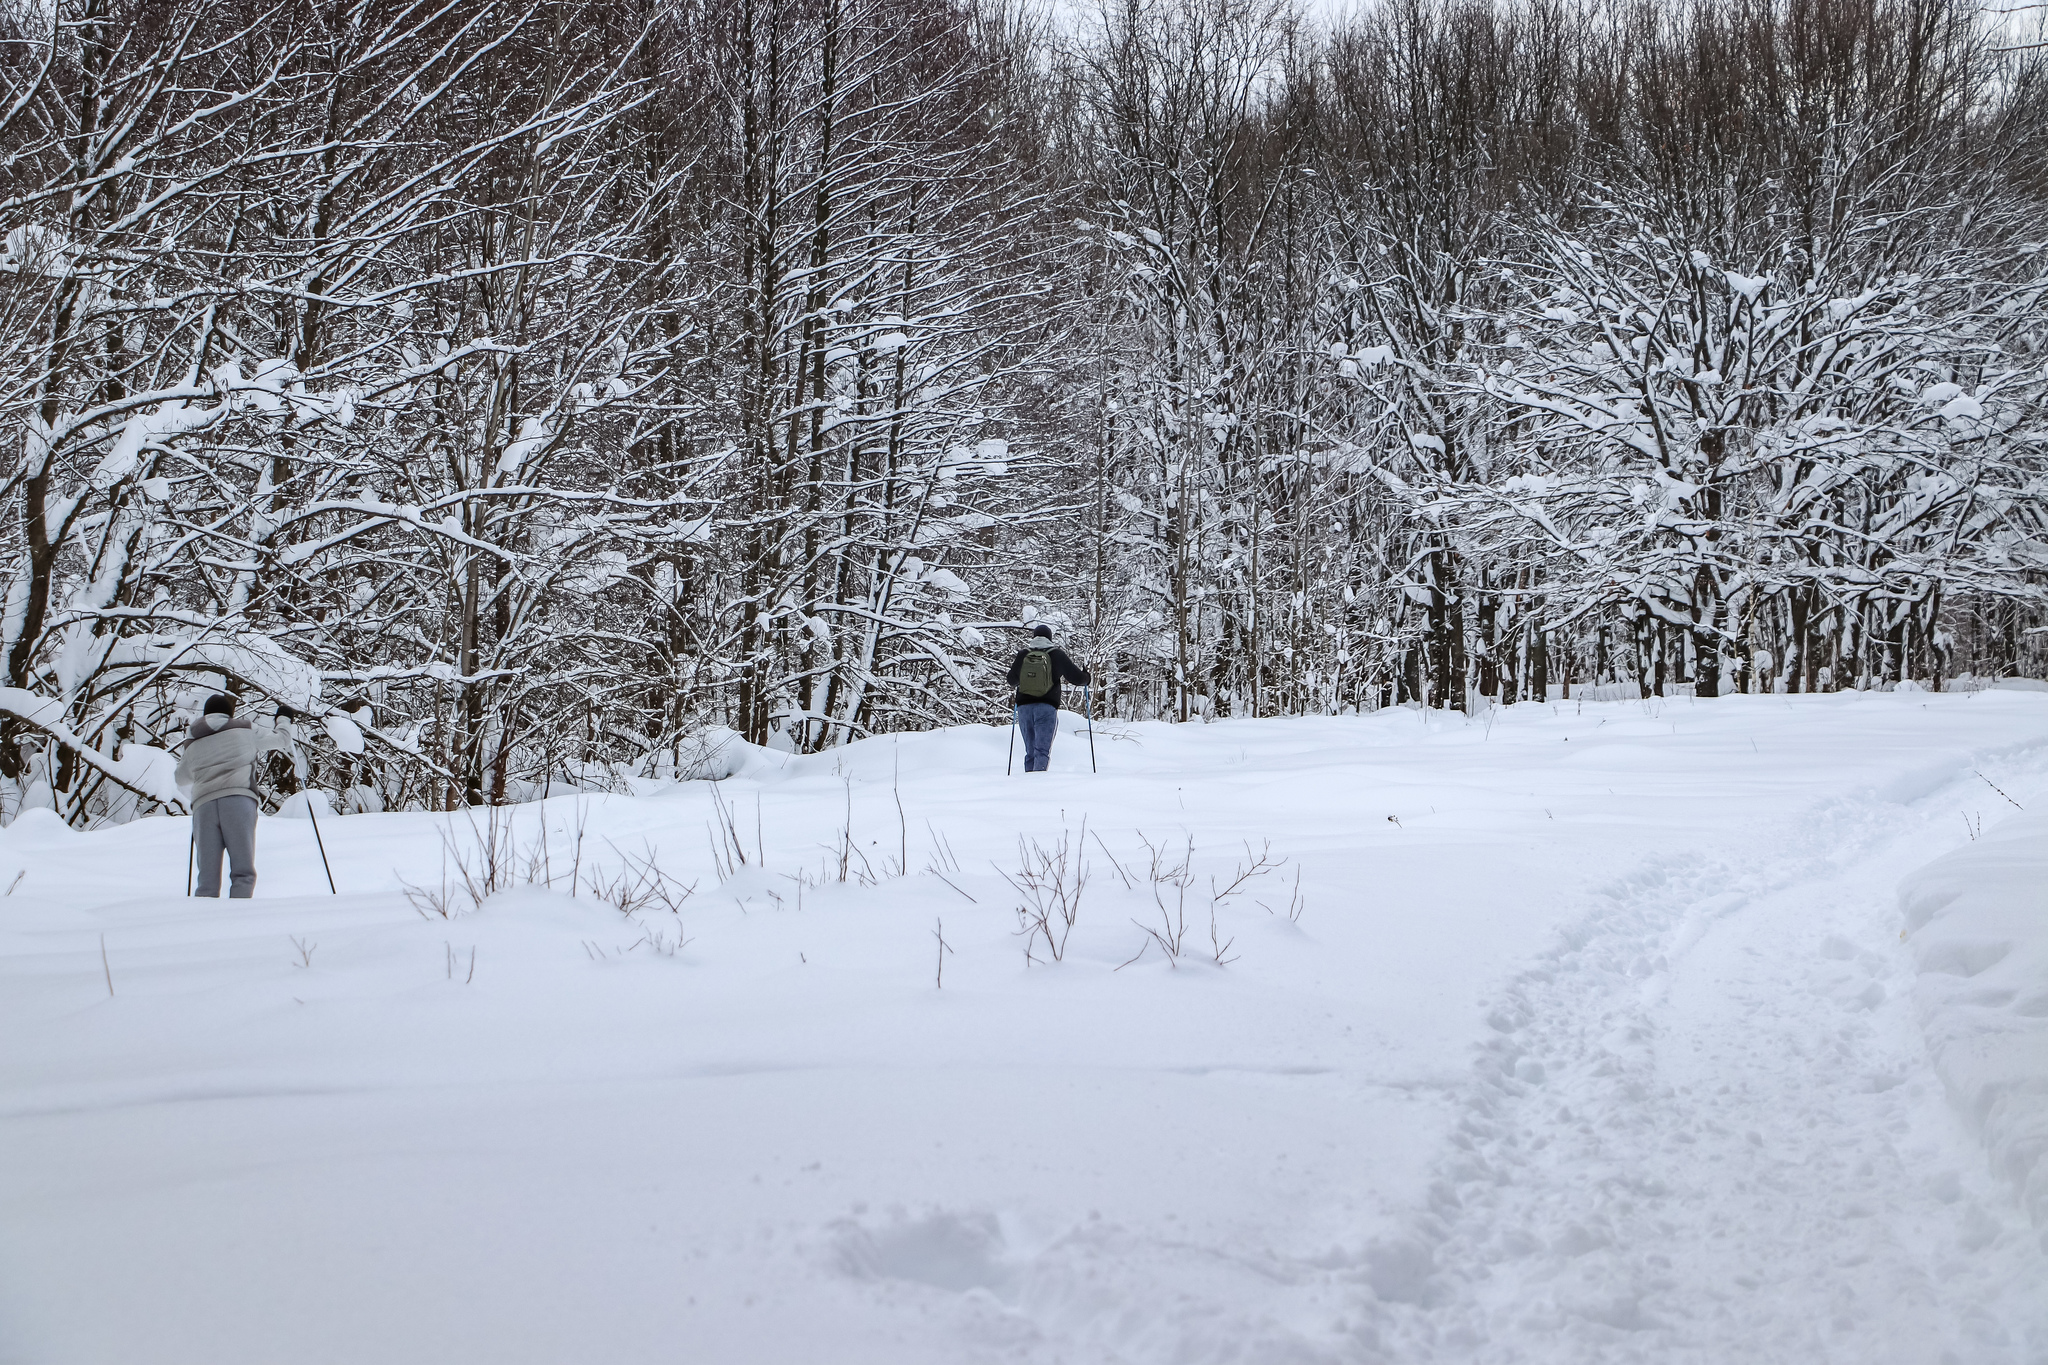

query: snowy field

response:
[3,690,2046,1365]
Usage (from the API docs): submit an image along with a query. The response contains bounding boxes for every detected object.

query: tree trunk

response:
[1475,569,1498,700]
[1693,566,1721,698]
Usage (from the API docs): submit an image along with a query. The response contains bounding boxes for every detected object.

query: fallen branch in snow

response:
[1973,771,2025,810]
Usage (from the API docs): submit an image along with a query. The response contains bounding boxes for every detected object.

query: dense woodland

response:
[2,0,2046,822]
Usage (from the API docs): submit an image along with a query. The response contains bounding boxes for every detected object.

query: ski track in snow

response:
[1361,743,2048,1365]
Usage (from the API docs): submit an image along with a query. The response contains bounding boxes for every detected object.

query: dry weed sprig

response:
[999,817,1090,965]
[934,917,954,987]
[1119,830,1195,968]
[586,838,697,915]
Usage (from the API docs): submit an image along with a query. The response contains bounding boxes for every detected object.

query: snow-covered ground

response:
[3,691,2046,1365]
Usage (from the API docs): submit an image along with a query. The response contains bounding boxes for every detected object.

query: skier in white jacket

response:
[174,694,293,898]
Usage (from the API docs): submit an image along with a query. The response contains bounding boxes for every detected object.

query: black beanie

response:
[1031,624,1052,638]
[203,694,236,717]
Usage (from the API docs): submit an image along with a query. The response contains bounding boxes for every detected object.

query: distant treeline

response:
[0,0,2043,821]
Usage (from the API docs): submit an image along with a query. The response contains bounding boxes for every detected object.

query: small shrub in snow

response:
[999,821,1089,964]
[402,801,692,921]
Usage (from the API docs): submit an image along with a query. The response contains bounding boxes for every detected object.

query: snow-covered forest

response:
[4,0,2047,823]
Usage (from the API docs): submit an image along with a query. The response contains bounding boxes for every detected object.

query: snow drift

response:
[1900,809,2048,1243]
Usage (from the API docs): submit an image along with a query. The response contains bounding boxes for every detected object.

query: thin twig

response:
[1091,829,1134,888]
[931,870,977,903]
[895,782,908,877]
[933,917,954,988]
[1974,771,2025,810]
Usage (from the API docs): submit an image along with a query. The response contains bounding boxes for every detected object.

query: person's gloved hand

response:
[276,703,298,722]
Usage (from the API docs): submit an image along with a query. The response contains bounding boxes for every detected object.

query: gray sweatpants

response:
[193,795,259,898]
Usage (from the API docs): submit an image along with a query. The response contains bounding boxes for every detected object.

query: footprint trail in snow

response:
[1367,775,2048,1365]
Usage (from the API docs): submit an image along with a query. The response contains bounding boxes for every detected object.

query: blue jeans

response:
[1017,703,1058,772]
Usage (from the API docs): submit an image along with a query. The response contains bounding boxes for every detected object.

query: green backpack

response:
[1018,646,1055,699]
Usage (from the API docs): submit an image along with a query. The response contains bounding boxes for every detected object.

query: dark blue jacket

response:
[1006,644,1089,708]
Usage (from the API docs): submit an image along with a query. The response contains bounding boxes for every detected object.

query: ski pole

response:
[1085,684,1097,774]
[1007,706,1018,776]
[306,799,337,894]
[186,831,195,897]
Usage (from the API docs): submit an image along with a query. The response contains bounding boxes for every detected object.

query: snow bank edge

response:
[1898,811,2048,1244]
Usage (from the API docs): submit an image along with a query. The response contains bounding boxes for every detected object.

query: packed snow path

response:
[1371,769,2048,1364]
[2,692,2045,1365]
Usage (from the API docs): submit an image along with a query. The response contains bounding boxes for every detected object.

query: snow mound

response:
[672,725,789,781]
[0,807,72,839]
[1899,810,2048,1243]
[270,789,335,820]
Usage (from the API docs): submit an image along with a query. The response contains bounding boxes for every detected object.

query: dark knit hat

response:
[203,694,237,717]
[1031,623,1052,638]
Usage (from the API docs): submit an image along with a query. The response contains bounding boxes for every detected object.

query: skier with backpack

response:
[1006,624,1091,773]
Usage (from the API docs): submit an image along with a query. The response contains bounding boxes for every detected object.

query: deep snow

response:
[1900,807,2048,1238]
[2,691,2045,1365]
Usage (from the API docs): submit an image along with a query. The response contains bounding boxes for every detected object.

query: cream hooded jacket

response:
[174,715,292,808]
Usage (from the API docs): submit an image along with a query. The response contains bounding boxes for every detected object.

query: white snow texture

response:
[2,690,2045,1365]
[1900,809,2048,1236]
